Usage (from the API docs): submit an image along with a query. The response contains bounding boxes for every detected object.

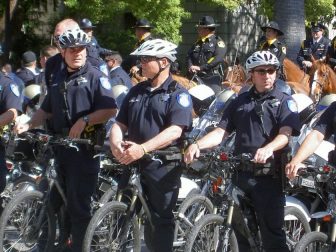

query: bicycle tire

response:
[98,185,118,204]
[184,214,238,252]
[294,231,328,252]
[83,201,141,252]
[284,206,311,250]
[174,194,214,250]
[0,190,56,252]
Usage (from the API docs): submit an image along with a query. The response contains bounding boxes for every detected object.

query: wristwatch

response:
[82,115,89,125]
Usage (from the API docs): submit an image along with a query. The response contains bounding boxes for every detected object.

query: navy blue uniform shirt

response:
[187,34,226,74]
[0,73,22,115]
[45,53,64,88]
[297,37,331,66]
[116,75,193,143]
[109,66,133,89]
[258,39,287,64]
[16,67,40,86]
[313,101,336,139]
[41,62,117,134]
[218,85,300,156]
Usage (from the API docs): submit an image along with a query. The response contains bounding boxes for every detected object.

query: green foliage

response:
[63,0,190,44]
[198,0,244,10]
[257,0,335,24]
[305,0,335,23]
[257,0,274,19]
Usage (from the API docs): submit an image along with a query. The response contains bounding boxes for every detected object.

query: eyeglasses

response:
[140,56,157,64]
[253,68,277,75]
[53,35,60,42]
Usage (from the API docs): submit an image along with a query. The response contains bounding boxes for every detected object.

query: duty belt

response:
[237,162,275,176]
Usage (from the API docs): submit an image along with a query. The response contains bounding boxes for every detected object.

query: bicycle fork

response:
[217,199,235,251]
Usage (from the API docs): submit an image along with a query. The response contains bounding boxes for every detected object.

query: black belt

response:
[237,163,275,176]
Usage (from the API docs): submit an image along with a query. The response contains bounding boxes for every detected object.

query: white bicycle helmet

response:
[130,39,177,62]
[58,28,90,49]
[24,84,40,100]
[292,93,316,124]
[317,93,336,111]
[245,51,280,71]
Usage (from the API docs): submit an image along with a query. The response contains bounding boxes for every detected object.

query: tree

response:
[274,0,305,61]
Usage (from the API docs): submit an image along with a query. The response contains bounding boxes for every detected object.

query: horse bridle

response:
[310,66,329,103]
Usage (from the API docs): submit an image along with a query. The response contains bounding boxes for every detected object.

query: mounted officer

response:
[258,21,287,80]
[122,18,155,75]
[297,23,331,71]
[187,15,226,94]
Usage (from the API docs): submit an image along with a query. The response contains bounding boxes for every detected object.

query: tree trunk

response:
[274,0,305,63]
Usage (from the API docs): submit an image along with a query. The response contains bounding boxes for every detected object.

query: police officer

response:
[15,28,117,252]
[16,51,41,86]
[185,51,300,252]
[0,72,21,198]
[297,23,331,70]
[122,18,155,75]
[110,39,192,252]
[187,15,226,94]
[79,18,109,75]
[103,50,133,89]
[258,21,286,64]
[37,45,59,104]
[286,101,336,179]
[45,18,80,88]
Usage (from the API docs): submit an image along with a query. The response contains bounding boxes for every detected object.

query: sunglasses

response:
[253,68,277,75]
[140,56,157,64]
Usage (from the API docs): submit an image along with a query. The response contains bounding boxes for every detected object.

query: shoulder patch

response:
[10,83,20,97]
[177,93,191,108]
[217,41,225,48]
[100,77,112,90]
[99,64,109,76]
[287,100,297,113]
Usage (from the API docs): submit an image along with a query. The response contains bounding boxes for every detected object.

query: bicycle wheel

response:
[98,185,118,204]
[294,231,329,252]
[0,190,56,252]
[284,206,311,251]
[83,201,141,252]
[184,214,238,252]
[174,194,214,250]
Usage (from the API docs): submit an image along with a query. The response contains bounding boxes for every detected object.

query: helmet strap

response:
[148,59,169,83]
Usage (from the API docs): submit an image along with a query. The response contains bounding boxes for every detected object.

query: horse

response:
[282,58,310,95]
[309,61,336,102]
[222,64,247,92]
[130,72,197,90]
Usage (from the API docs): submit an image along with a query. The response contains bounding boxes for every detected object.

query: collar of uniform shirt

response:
[143,75,174,92]
[140,33,150,42]
[198,33,213,43]
[250,85,277,100]
[267,38,277,45]
[313,37,322,44]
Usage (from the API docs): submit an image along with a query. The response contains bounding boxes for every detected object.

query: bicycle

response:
[0,131,92,252]
[184,152,310,252]
[294,163,336,252]
[83,148,216,252]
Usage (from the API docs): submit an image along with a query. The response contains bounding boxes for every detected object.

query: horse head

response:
[309,61,336,102]
[222,64,247,89]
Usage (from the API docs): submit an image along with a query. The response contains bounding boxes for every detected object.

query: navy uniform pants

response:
[140,159,182,252]
[54,146,99,252]
[232,172,290,252]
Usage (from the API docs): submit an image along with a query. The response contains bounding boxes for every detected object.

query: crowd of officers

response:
[0,15,334,252]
